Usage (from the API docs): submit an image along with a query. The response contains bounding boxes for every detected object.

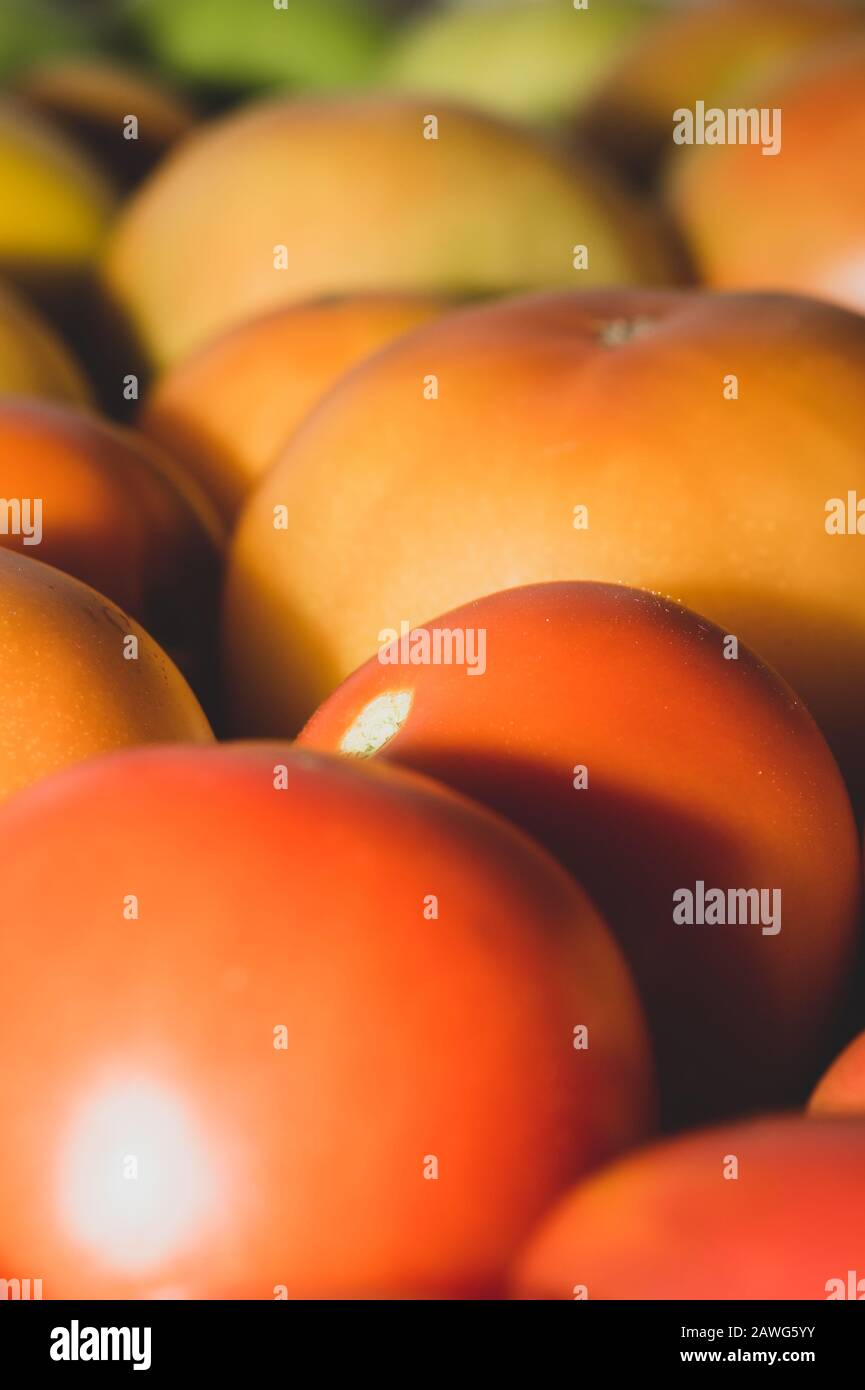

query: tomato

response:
[103,96,671,367]
[811,1027,865,1116]
[140,294,449,525]
[0,744,653,1297]
[0,548,212,802]
[299,581,861,1124]
[0,399,222,675]
[669,41,865,316]
[224,288,865,810]
[513,1115,865,1300]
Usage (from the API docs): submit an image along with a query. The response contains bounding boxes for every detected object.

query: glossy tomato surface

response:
[300,582,861,1123]
[0,744,654,1297]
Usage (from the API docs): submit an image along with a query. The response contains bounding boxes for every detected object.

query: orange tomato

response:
[669,40,865,316]
[0,744,653,1297]
[224,288,865,809]
[0,398,222,662]
[300,582,861,1123]
[0,548,212,802]
[810,1028,865,1116]
[140,294,450,526]
[583,0,864,179]
[513,1114,865,1300]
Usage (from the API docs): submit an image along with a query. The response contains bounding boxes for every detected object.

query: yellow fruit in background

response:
[0,96,115,296]
[0,278,90,403]
[140,293,451,525]
[0,548,212,804]
[103,95,675,368]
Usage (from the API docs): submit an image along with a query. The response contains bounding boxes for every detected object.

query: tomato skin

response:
[669,43,865,317]
[0,398,222,627]
[140,294,450,526]
[0,744,653,1298]
[811,819,865,1118]
[300,582,861,1125]
[810,1023,865,1116]
[512,1115,865,1300]
[583,0,862,178]
[0,549,212,803]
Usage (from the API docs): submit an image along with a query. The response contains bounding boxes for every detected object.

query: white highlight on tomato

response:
[58,1075,219,1270]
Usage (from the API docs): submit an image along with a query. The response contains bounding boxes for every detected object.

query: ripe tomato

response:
[0,744,653,1297]
[513,1115,865,1300]
[300,582,861,1124]
[0,549,211,803]
[225,288,865,808]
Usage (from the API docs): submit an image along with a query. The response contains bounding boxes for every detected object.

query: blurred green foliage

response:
[122,0,390,93]
[0,0,98,78]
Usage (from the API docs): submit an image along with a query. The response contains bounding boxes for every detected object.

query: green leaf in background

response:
[0,0,96,80]
[125,0,389,93]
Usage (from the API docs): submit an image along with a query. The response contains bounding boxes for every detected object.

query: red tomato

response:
[0,744,653,1298]
[808,828,865,1117]
[300,582,861,1124]
[810,1029,865,1116]
[513,1115,865,1300]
